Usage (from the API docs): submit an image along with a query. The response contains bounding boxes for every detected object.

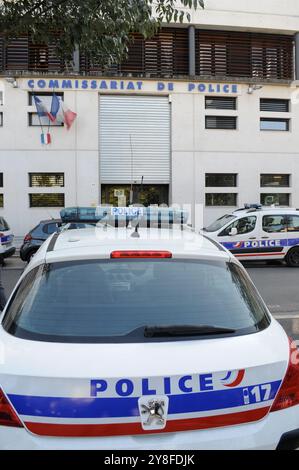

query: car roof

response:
[233,208,299,217]
[38,219,62,225]
[28,225,232,267]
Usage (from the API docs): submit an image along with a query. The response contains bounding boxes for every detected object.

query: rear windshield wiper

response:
[144,325,236,338]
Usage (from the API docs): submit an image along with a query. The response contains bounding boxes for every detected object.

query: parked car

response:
[204,205,299,267]
[20,219,95,262]
[0,216,16,262]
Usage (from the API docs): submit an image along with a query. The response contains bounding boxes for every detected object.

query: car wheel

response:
[285,247,299,267]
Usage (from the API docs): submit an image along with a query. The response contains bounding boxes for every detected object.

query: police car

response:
[0,207,298,450]
[0,216,15,261]
[204,205,299,266]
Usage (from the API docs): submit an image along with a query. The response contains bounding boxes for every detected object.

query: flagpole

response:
[32,91,45,143]
[47,90,52,137]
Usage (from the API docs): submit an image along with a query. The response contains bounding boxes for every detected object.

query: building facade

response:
[1,0,299,236]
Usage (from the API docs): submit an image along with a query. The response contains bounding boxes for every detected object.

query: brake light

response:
[110,250,172,259]
[0,233,4,239]
[0,388,23,427]
[23,233,32,242]
[271,338,299,412]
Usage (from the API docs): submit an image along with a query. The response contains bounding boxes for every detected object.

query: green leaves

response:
[0,0,204,68]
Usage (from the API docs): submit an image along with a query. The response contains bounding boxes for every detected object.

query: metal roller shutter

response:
[99,95,170,184]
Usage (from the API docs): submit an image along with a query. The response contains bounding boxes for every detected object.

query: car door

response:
[216,215,261,260]
[260,213,289,260]
[285,214,299,249]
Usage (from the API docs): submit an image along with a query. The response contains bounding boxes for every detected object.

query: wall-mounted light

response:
[5,77,18,88]
[247,84,263,94]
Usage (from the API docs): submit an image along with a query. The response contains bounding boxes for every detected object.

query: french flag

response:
[51,94,77,130]
[40,133,51,145]
[33,95,56,122]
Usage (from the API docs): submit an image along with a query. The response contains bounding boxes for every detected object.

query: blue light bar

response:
[60,207,188,225]
[244,204,262,210]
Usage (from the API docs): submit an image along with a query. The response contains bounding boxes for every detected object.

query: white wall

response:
[174,0,299,33]
[0,78,299,235]
[171,82,299,226]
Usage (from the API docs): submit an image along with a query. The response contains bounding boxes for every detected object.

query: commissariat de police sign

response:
[27,79,239,94]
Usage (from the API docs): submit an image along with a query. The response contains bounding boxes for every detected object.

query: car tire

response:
[285,247,299,267]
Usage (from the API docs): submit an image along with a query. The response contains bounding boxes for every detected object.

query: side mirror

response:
[229,227,238,236]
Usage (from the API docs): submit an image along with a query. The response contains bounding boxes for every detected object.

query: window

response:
[81,28,189,77]
[205,174,237,187]
[260,99,289,113]
[204,214,236,233]
[29,92,64,127]
[43,222,61,235]
[261,193,290,207]
[196,30,293,81]
[0,217,9,230]
[260,174,290,188]
[262,215,288,233]
[205,97,237,110]
[29,193,64,208]
[0,113,2,127]
[260,118,289,131]
[205,116,237,130]
[219,216,257,237]
[0,195,3,208]
[28,40,64,72]
[0,174,3,187]
[0,91,3,106]
[29,173,64,187]
[29,114,63,127]
[206,193,237,206]
[2,259,269,343]
[287,215,299,233]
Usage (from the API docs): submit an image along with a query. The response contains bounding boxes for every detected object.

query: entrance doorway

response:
[101,184,169,207]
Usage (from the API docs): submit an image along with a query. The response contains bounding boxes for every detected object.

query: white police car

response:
[0,208,298,450]
[0,216,15,261]
[204,205,299,266]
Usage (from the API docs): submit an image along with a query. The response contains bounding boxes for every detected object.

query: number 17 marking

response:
[250,384,272,402]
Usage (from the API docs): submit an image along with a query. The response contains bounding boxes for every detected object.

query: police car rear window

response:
[2,259,270,343]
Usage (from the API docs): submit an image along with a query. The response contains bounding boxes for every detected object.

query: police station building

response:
[1,0,299,236]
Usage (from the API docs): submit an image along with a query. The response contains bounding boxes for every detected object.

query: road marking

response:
[274,314,299,320]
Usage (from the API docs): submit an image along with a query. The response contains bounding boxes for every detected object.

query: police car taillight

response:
[0,388,23,427]
[110,250,172,259]
[270,338,299,412]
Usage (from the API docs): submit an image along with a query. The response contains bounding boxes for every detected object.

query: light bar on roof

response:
[60,206,188,225]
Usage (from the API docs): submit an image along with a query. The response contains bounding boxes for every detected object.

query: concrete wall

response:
[175,0,299,33]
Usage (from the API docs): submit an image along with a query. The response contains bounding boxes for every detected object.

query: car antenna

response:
[129,135,134,206]
[130,175,143,238]
[131,222,140,238]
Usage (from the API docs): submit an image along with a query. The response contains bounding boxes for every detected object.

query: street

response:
[244,261,299,341]
[2,257,299,340]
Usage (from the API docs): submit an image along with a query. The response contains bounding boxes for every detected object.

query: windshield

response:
[2,259,270,343]
[204,215,236,233]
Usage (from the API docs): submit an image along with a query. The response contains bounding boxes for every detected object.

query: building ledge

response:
[0,71,293,87]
